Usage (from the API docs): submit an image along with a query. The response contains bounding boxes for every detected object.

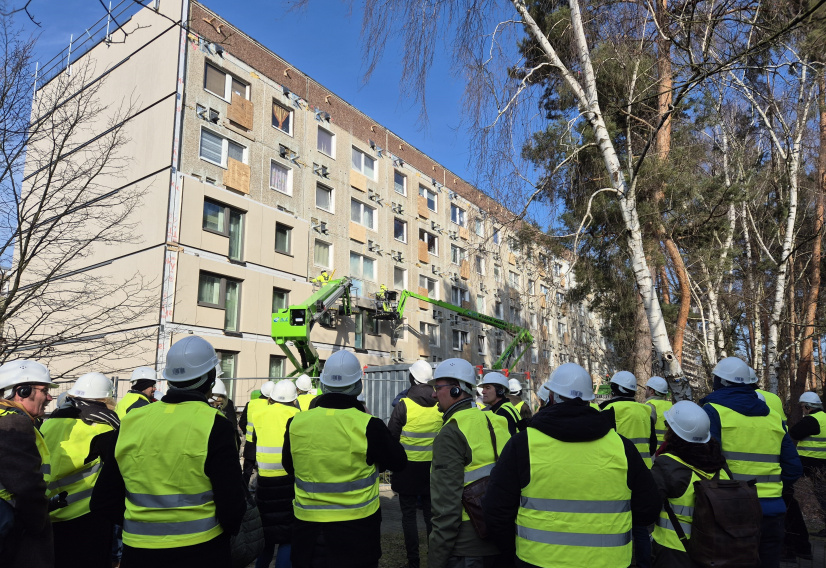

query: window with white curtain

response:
[314,240,331,268]
[270,161,292,195]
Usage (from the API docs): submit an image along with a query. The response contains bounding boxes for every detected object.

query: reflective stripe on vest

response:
[647,398,673,446]
[41,417,113,522]
[709,403,784,499]
[115,392,150,421]
[290,407,379,522]
[497,401,522,431]
[255,402,299,477]
[604,400,654,467]
[245,398,269,442]
[399,399,442,462]
[447,408,511,521]
[0,408,50,507]
[652,453,726,552]
[798,412,826,459]
[516,428,632,567]
[297,393,317,412]
[116,401,223,548]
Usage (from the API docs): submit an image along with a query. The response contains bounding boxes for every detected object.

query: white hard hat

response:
[0,360,56,397]
[800,392,823,406]
[163,336,220,382]
[747,367,758,384]
[664,400,711,443]
[320,350,363,387]
[68,372,113,399]
[610,370,637,392]
[479,372,509,391]
[211,378,227,397]
[409,360,433,385]
[547,363,595,401]
[271,379,298,403]
[431,358,477,393]
[295,374,313,392]
[712,357,749,384]
[537,380,552,403]
[645,376,668,395]
[260,381,275,398]
[130,366,157,384]
[508,378,522,395]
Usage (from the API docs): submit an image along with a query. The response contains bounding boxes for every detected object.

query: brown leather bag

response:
[461,415,499,539]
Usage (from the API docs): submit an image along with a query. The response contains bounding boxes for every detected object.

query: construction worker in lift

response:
[114,367,157,419]
[90,335,246,568]
[282,350,406,568]
[0,360,59,568]
[478,371,523,435]
[42,372,120,568]
[484,363,659,568]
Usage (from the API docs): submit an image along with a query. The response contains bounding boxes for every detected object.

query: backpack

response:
[664,468,762,567]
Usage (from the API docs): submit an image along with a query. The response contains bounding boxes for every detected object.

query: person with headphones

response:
[427,359,511,568]
[115,366,157,419]
[478,372,522,435]
[0,359,58,568]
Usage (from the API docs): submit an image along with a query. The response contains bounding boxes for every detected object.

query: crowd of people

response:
[0,336,824,568]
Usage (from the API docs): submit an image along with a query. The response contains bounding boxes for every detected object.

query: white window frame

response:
[450,204,466,227]
[314,239,332,269]
[269,160,293,196]
[394,170,407,196]
[316,183,334,213]
[419,275,439,301]
[474,218,484,237]
[275,222,292,255]
[350,251,376,282]
[476,294,485,313]
[475,255,485,275]
[351,147,376,180]
[317,126,336,158]
[199,127,247,168]
[452,329,469,352]
[394,267,407,290]
[271,100,294,136]
[509,271,520,288]
[351,199,376,230]
[204,62,249,101]
[451,286,469,306]
[450,244,466,265]
[394,217,408,243]
[477,334,487,355]
[493,229,500,244]
[420,321,439,347]
[419,229,439,256]
[419,185,437,212]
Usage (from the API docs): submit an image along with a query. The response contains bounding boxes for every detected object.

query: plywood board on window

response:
[508,253,516,265]
[459,226,469,241]
[350,170,367,192]
[541,325,548,339]
[224,158,250,194]
[418,241,429,264]
[417,195,430,219]
[349,222,367,244]
[418,287,429,310]
[460,260,470,280]
[541,296,547,309]
[228,93,254,130]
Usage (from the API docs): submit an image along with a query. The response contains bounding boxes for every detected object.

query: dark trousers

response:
[399,493,432,567]
[784,488,812,557]
[54,512,114,568]
[632,525,652,568]
[759,514,786,568]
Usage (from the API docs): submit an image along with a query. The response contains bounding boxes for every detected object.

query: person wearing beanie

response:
[90,336,246,568]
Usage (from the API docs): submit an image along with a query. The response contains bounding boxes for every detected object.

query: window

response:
[556,292,565,305]
[351,147,376,179]
[495,338,505,356]
[452,330,469,351]
[475,256,485,275]
[204,63,249,101]
[275,223,292,255]
[530,312,538,329]
[476,294,485,312]
[351,199,376,230]
[272,101,293,135]
[543,349,551,364]
[199,128,246,167]
[393,218,407,243]
[451,286,469,306]
[419,229,438,255]
[474,218,484,237]
[531,347,539,364]
[528,279,535,294]
[216,351,238,398]
[202,199,244,261]
[355,313,365,349]
[478,335,487,355]
[420,322,439,347]
[366,311,380,335]
[198,272,242,332]
[558,321,567,338]
[493,229,500,244]
[494,265,501,283]
[394,267,407,290]
[494,301,503,319]
[314,240,331,268]
[317,127,335,157]
[270,161,292,195]
[316,183,334,212]
[508,237,520,254]
[450,245,466,265]
[509,271,519,287]
[350,252,376,281]
[272,288,289,312]
[419,275,438,300]
[269,355,286,378]
[510,305,521,324]
[450,204,466,226]
[553,263,562,277]
[540,283,549,297]
[394,171,406,195]
[419,185,437,212]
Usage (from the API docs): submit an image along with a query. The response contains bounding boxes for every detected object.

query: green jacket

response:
[428,398,502,568]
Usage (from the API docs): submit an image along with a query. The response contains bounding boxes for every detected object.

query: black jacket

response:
[388,383,438,495]
[282,393,407,567]
[483,400,660,565]
[90,390,246,542]
[487,397,520,435]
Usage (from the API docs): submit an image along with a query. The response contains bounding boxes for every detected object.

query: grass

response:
[379,531,428,568]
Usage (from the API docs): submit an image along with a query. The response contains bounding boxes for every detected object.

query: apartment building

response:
[24,0,611,400]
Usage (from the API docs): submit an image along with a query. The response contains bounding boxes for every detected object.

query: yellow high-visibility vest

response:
[797,411,826,460]
[756,389,787,422]
[41,417,113,521]
[604,400,654,467]
[398,399,442,462]
[516,428,632,567]
[115,392,151,420]
[116,401,223,548]
[255,402,300,477]
[296,393,317,412]
[245,397,269,442]
[647,398,673,446]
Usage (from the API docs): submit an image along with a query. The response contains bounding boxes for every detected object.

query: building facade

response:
[24,0,612,404]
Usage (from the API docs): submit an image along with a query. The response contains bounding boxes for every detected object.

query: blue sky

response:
[19,0,474,182]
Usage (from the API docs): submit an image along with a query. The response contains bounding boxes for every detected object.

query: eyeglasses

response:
[31,386,52,397]
[432,384,455,392]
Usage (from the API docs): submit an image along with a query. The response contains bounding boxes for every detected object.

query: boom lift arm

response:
[271,277,352,377]
[387,289,534,371]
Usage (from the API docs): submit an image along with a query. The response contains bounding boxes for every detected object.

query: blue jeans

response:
[255,542,291,568]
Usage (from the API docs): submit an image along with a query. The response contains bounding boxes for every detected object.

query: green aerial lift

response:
[374,288,534,371]
[271,276,353,377]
